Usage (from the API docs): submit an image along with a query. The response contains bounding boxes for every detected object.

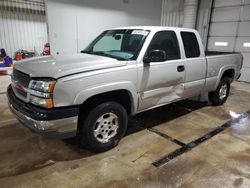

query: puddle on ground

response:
[230,112,250,135]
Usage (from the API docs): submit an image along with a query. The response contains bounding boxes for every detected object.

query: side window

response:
[147,31,180,60]
[181,32,200,58]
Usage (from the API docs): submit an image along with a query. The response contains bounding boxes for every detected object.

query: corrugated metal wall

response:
[182,0,199,28]
[207,0,250,82]
[0,0,47,57]
[161,0,184,27]
[161,0,199,29]
[161,0,210,45]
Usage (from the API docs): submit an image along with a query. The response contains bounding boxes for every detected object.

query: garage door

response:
[207,0,250,82]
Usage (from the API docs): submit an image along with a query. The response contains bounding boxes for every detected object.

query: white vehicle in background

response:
[7,26,242,152]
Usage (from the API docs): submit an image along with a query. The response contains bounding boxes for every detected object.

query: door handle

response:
[177,65,185,72]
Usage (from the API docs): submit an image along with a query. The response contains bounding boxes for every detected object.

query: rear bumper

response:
[7,85,79,139]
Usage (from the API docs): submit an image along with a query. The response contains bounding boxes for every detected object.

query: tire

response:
[79,102,128,153]
[209,77,231,106]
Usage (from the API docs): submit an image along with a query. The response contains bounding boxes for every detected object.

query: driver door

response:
[138,30,185,111]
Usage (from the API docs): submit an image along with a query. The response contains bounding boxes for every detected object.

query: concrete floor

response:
[0,77,250,188]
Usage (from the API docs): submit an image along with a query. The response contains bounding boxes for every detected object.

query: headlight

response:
[30,80,56,93]
[29,79,56,108]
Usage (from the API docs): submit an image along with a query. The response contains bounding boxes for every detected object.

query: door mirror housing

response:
[143,50,167,64]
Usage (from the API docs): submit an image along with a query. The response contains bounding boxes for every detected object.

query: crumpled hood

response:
[14,53,127,79]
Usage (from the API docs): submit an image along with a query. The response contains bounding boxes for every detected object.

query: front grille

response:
[12,68,31,100]
[12,69,30,88]
[16,87,28,98]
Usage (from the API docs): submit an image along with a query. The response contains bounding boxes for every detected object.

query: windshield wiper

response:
[92,52,127,61]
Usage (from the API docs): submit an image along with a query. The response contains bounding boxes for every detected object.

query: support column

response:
[183,0,199,28]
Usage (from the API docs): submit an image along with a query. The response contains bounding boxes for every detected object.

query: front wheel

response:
[209,77,231,106]
[79,102,128,153]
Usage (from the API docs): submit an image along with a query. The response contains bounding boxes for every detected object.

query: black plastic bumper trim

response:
[7,85,79,121]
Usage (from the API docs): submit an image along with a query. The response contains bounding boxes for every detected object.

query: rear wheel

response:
[79,102,128,153]
[209,77,231,106]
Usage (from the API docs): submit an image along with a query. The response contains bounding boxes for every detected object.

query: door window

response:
[147,31,181,60]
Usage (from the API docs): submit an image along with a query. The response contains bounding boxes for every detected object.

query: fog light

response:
[30,95,53,108]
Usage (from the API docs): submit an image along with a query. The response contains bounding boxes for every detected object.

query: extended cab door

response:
[180,31,207,98]
[137,30,185,111]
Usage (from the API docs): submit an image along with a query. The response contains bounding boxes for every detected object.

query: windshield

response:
[82,29,149,60]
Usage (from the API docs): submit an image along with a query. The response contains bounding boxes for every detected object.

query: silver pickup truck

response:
[7,26,242,152]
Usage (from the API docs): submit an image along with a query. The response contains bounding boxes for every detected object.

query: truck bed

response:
[204,51,242,87]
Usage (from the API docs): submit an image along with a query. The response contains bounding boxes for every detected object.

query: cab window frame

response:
[180,31,201,58]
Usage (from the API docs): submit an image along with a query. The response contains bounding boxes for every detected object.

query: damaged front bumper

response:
[7,85,79,139]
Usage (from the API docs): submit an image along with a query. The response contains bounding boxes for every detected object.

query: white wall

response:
[47,0,162,55]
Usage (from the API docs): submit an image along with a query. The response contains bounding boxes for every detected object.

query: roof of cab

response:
[110,26,197,33]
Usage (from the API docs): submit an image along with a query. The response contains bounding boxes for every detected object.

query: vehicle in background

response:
[7,26,243,152]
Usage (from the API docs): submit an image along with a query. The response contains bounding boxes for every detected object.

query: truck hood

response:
[14,54,127,79]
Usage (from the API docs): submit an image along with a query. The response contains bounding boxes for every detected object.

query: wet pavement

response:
[0,80,250,187]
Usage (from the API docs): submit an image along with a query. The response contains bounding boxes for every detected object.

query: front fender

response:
[73,81,138,114]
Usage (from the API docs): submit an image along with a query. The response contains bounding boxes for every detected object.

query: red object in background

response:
[42,43,50,56]
[15,53,23,60]
[0,70,8,75]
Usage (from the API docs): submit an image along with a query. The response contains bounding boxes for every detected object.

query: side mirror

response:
[143,50,167,64]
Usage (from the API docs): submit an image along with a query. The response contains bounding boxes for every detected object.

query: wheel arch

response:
[215,66,236,90]
[77,89,133,132]
[74,81,137,112]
